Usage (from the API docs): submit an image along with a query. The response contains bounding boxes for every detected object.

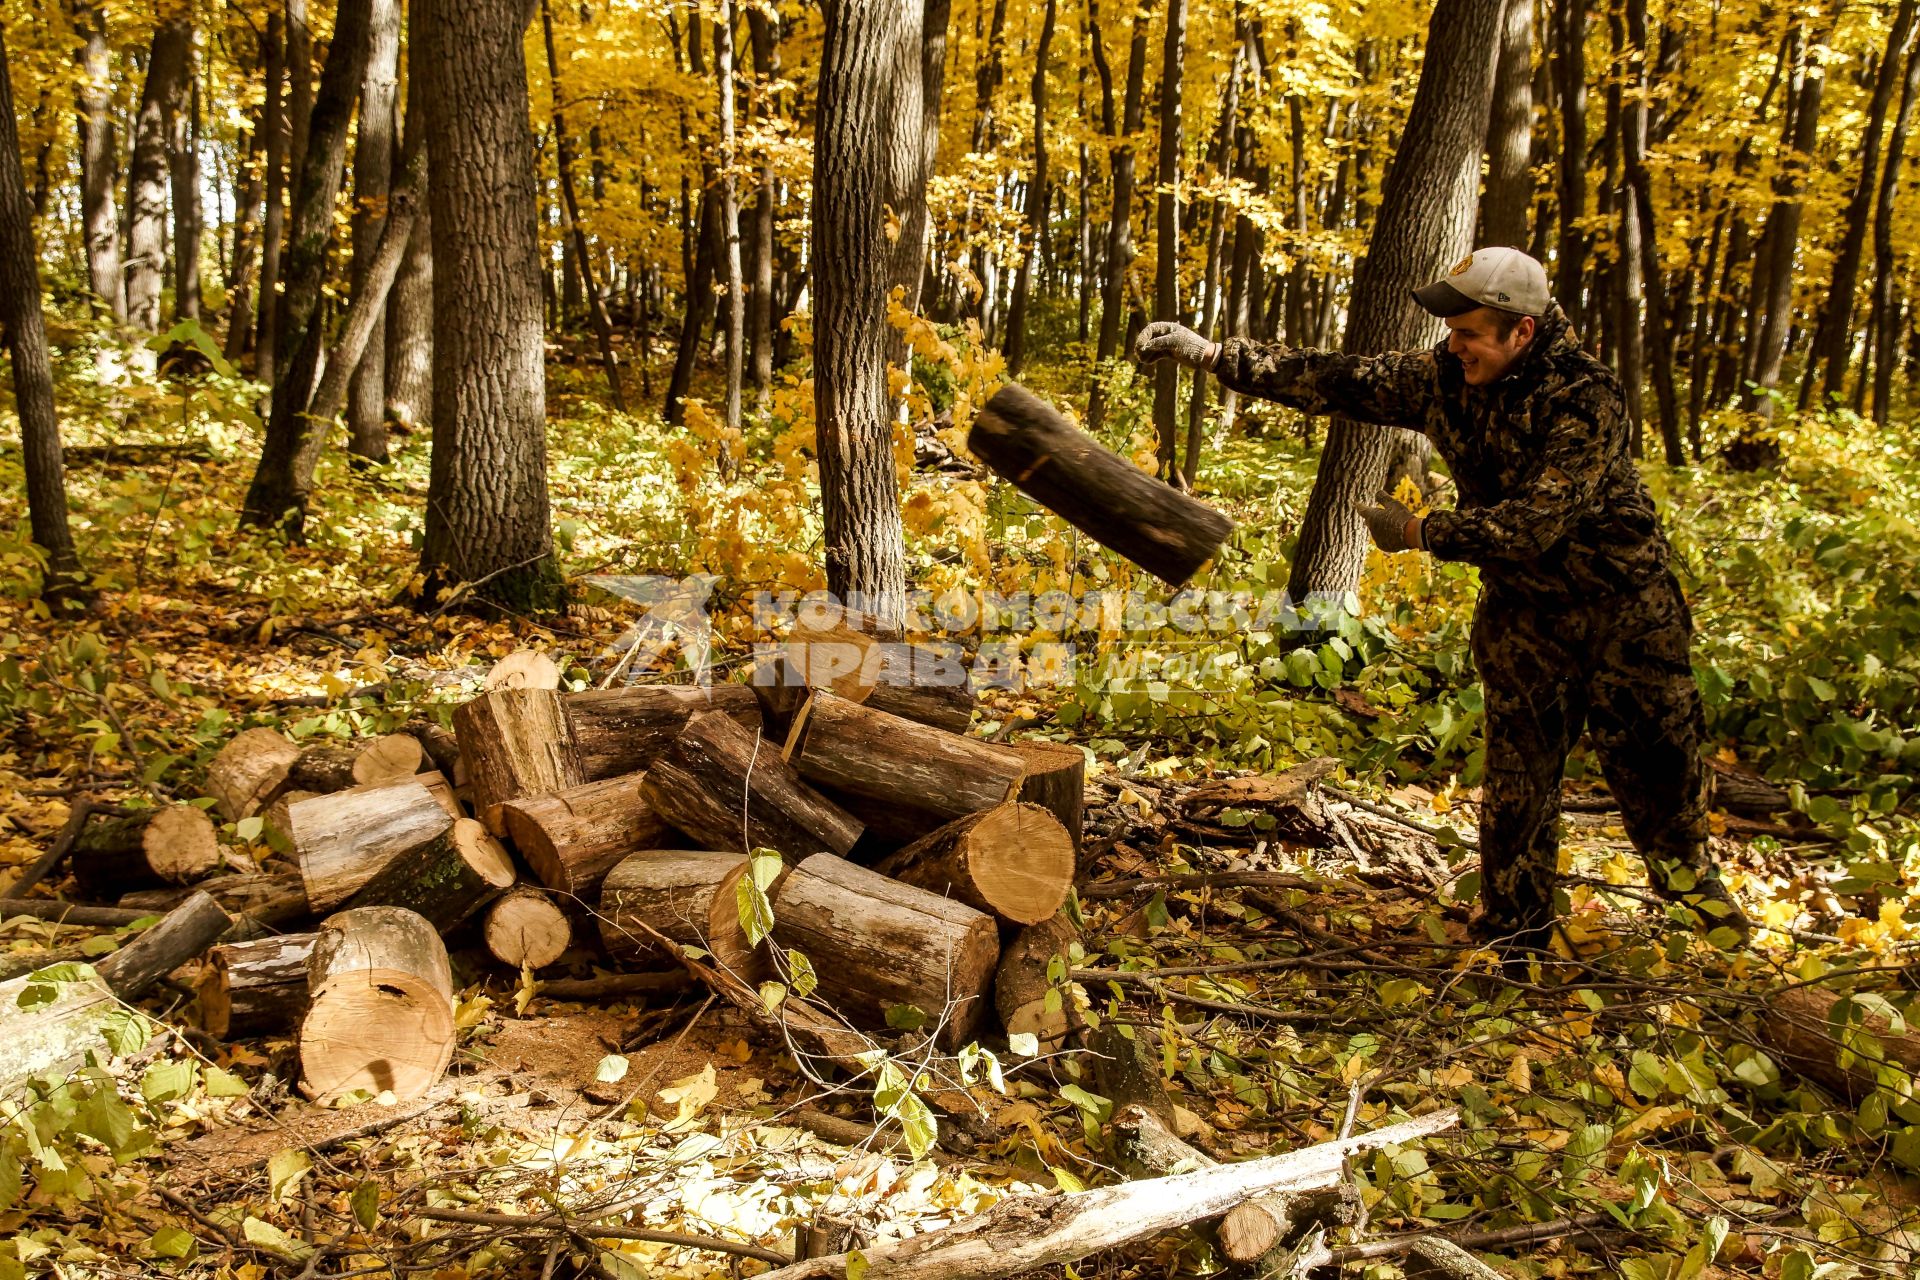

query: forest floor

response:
[0,342,1918,1275]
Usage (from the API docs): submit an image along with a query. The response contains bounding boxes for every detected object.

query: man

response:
[1136,247,1748,949]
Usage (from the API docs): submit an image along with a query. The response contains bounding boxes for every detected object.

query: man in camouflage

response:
[1136,247,1748,949]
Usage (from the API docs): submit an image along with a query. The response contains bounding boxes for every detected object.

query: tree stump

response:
[299,906,455,1105]
[784,691,1025,824]
[968,382,1236,586]
[453,688,586,835]
[483,886,573,971]
[564,684,763,781]
[872,802,1074,925]
[500,772,671,898]
[994,912,1081,1049]
[199,932,317,1038]
[771,853,999,1049]
[290,779,455,913]
[1009,741,1085,858]
[70,804,220,893]
[597,850,763,977]
[643,711,863,858]
[207,728,302,821]
[340,817,515,930]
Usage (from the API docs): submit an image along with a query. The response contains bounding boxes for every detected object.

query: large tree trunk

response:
[73,4,124,323]
[125,18,193,355]
[385,30,433,430]
[346,0,401,464]
[241,0,374,534]
[884,0,951,335]
[1085,0,1152,434]
[168,41,203,322]
[1480,0,1532,246]
[813,0,915,628]
[1003,0,1057,376]
[1150,0,1188,477]
[1872,34,1920,422]
[1284,0,1502,612]
[1552,0,1586,331]
[0,30,86,607]
[412,0,564,612]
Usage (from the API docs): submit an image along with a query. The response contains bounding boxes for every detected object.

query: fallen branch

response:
[0,899,152,927]
[1326,1210,1613,1262]
[1078,871,1319,899]
[412,1206,791,1265]
[754,1108,1460,1280]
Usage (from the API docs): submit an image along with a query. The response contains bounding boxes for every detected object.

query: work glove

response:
[1356,495,1422,553]
[1134,321,1219,370]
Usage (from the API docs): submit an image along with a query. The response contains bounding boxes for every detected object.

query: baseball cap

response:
[1412,247,1550,317]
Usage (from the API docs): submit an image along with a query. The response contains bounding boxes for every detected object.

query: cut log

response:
[351,733,427,785]
[534,971,691,1002]
[69,804,220,893]
[643,711,863,858]
[967,382,1236,587]
[564,683,763,782]
[95,891,232,999]
[454,689,587,835]
[0,899,149,927]
[284,747,362,793]
[865,674,975,736]
[484,649,562,691]
[747,651,813,742]
[784,691,1025,825]
[120,870,305,917]
[262,789,321,843]
[597,850,760,977]
[207,728,302,821]
[771,853,999,1049]
[281,736,426,793]
[873,803,1073,926]
[1009,742,1085,858]
[339,817,515,930]
[776,605,973,733]
[483,886,573,971]
[299,906,456,1105]
[754,1108,1460,1280]
[0,970,126,1093]
[994,912,1080,1050]
[500,772,671,898]
[402,717,463,779]
[1762,983,1920,1100]
[291,779,455,913]
[199,932,316,1038]
[392,769,464,821]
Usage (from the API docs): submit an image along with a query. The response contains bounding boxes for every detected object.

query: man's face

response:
[1445,307,1535,386]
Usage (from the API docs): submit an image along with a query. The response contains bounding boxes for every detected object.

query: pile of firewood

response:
[3,609,1094,1105]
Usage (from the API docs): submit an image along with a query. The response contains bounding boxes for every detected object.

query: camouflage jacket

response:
[1212,306,1671,602]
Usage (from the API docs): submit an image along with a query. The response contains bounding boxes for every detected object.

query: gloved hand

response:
[1134,321,1219,370]
[1356,495,1422,552]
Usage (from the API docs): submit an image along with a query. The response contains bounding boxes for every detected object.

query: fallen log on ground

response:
[754,1107,1460,1280]
[994,913,1080,1050]
[872,802,1074,926]
[772,853,999,1049]
[500,772,671,898]
[290,778,454,913]
[483,886,573,971]
[642,711,863,858]
[454,688,586,834]
[564,684,762,781]
[95,891,232,999]
[199,932,317,1038]
[0,899,150,927]
[121,870,307,918]
[533,971,690,1002]
[299,906,455,1105]
[1761,982,1920,1099]
[339,816,515,930]
[597,850,761,977]
[69,804,220,893]
[967,383,1235,588]
[207,728,303,821]
[284,734,427,792]
[784,691,1025,825]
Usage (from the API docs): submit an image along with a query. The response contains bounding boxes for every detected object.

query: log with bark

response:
[402,718,463,780]
[94,890,232,999]
[299,906,456,1105]
[453,688,587,835]
[994,912,1080,1050]
[1761,982,1920,1099]
[775,606,974,734]
[291,778,456,913]
[339,816,516,931]
[207,727,303,820]
[967,383,1236,587]
[643,711,863,858]
[0,900,150,927]
[0,969,127,1095]
[747,652,813,741]
[597,850,762,977]
[1009,741,1085,858]
[69,804,221,893]
[771,853,1000,1049]
[872,803,1074,926]
[755,1108,1460,1280]
[564,683,763,782]
[284,734,427,792]
[784,692,1025,825]
[199,931,316,1038]
[499,772,671,898]
[119,870,306,918]
[483,886,573,971]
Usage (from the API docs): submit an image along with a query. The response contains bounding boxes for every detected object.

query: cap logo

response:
[1449,255,1475,276]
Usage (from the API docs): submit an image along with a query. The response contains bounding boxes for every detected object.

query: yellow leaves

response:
[1507,1051,1533,1094]
[657,1063,718,1132]
[1613,1105,1697,1146]
[1837,901,1911,953]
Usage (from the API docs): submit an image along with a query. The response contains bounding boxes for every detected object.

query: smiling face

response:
[1445,307,1537,386]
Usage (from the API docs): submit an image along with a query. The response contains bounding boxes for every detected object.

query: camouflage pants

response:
[1469,567,1714,939]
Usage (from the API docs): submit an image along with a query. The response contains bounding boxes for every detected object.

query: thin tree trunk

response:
[386,30,433,431]
[715,0,744,433]
[169,38,203,322]
[1553,0,1586,332]
[225,123,262,361]
[308,145,424,429]
[0,30,85,607]
[413,0,562,613]
[1480,0,1531,245]
[1183,38,1243,484]
[257,12,288,387]
[347,0,401,463]
[1623,0,1683,463]
[73,3,123,323]
[125,18,193,352]
[1004,0,1057,375]
[746,10,779,392]
[1873,33,1920,422]
[1086,0,1152,433]
[1742,29,1823,424]
[1606,3,1641,449]
[1152,0,1188,477]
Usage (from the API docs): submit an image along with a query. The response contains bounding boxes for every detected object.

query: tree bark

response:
[290,777,456,912]
[1873,34,1920,422]
[1085,0,1153,433]
[641,709,864,858]
[256,11,288,385]
[125,18,193,349]
[300,906,455,1104]
[813,0,916,627]
[500,772,672,898]
[1552,0,1587,331]
[0,31,86,607]
[597,850,760,975]
[386,29,433,431]
[563,683,763,780]
[199,932,316,1039]
[1003,0,1057,376]
[70,805,219,894]
[304,150,424,430]
[73,3,124,322]
[453,689,586,835]
[347,0,401,463]
[1740,30,1823,425]
[784,690,1027,823]
[746,10,780,391]
[1151,0,1188,476]
[168,38,203,322]
[241,0,374,534]
[1481,0,1532,246]
[1283,0,1501,613]
[339,815,515,928]
[716,0,744,431]
[412,0,564,611]
[1622,0,1684,463]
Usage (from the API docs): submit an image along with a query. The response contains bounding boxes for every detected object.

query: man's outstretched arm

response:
[1135,322,1439,429]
